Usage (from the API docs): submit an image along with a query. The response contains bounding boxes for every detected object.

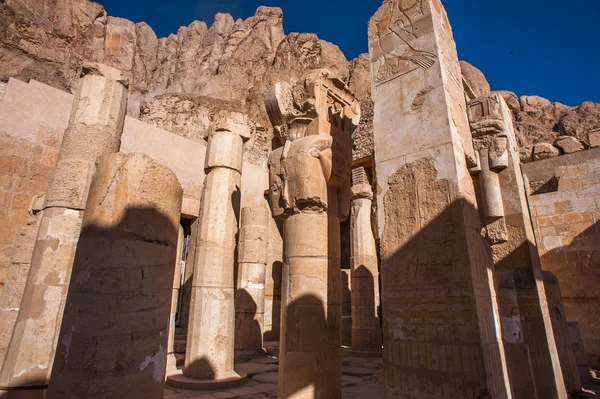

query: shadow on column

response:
[263,260,282,342]
[46,207,180,399]
[235,289,262,350]
[352,265,382,350]
[282,294,328,398]
[341,268,352,347]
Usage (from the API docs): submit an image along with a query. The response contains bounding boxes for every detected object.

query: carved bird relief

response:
[370,0,437,83]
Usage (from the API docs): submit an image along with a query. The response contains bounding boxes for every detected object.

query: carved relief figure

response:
[265,70,359,218]
[368,0,437,84]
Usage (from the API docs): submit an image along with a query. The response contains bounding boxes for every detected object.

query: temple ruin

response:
[0,0,599,398]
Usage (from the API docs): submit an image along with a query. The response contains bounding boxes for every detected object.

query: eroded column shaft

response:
[47,153,183,399]
[235,206,269,350]
[350,181,382,352]
[0,64,128,389]
[184,127,245,380]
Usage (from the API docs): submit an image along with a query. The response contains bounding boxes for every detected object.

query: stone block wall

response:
[525,150,600,368]
[0,79,72,286]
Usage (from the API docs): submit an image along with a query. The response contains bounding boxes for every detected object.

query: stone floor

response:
[166,341,600,399]
[165,342,384,398]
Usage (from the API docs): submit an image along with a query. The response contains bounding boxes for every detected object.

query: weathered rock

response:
[2,0,599,166]
[556,101,600,139]
[554,136,585,154]
[589,130,600,148]
[533,142,561,160]
[460,60,491,97]
[348,54,374,161]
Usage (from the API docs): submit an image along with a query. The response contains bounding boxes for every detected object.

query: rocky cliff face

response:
[460,62,600,161]
[1,0,599,165]
[0,0,351,166]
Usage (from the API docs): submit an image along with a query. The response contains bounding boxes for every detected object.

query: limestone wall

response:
[524,149,600,368]
[0,79,71,285]
[0,77,269,289]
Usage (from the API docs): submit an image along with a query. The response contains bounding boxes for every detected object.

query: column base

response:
[166,370,248,390]
[343,347,383,358]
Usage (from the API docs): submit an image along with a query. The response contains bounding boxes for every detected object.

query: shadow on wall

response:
[380,196,514,398]
[492,235,582,396]
[47,207,179,399]
[540,220,600,369]
[380,180,587,398]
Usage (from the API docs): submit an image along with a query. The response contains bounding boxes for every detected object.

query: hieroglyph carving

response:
[368,0,437,85]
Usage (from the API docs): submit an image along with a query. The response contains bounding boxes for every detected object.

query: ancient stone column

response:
[46,153,183,399]
[0,63,128,392]
[235,205,269,350]
[468,92,569,399]
[167,111,251,389]
[349,167,382,353]
[368,1,512,397]
[265,70,359,399]
[167,225,185,369]
[263,216,283,342]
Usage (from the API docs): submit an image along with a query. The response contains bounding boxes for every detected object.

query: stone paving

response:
[166,341,600,398]
[165,342,384,398]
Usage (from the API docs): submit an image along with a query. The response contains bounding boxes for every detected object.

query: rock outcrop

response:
[0,1,349,166]
[460,61,491,98]
[1,0,599,164]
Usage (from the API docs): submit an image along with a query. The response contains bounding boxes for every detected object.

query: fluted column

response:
[0,63,128,392]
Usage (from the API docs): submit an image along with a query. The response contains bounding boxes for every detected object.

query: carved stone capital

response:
[467,92,506,137]
[265,70,358,220]
[264,69,360,143]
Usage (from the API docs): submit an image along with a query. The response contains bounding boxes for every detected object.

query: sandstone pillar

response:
[263,217,283,342]
[265,70,359,399]
[349,167,382,353]
[167,111,251,389]
[46,153,182,398]
[167,225,185,369]
[468,92,569,399]
[0,63,128,392]
[235,205,269,350]
[368,1,512,397]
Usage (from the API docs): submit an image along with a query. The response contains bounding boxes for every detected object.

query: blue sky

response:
[97,0,600,106]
